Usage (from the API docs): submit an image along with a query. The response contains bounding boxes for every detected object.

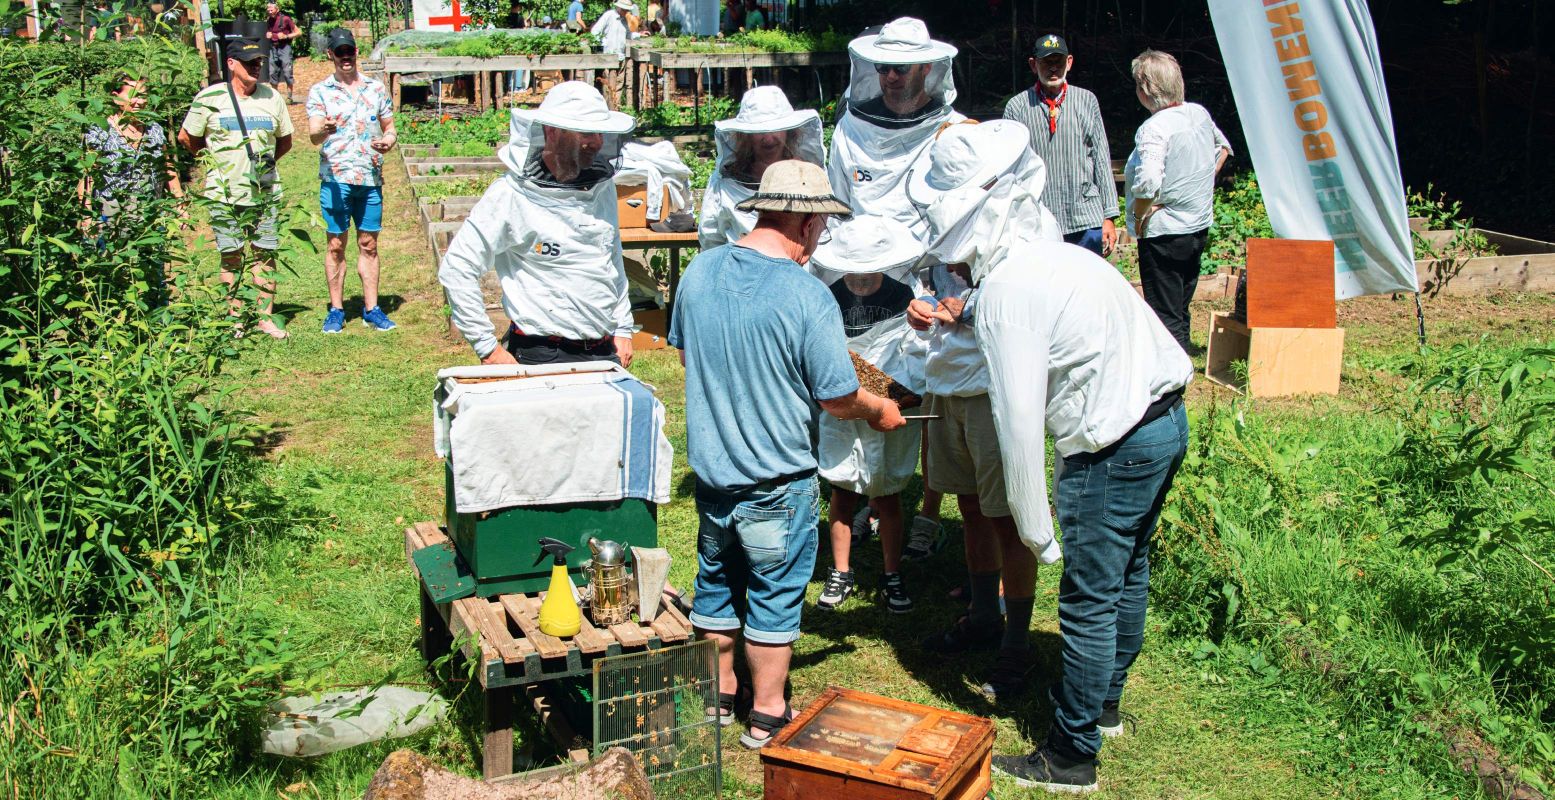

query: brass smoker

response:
[587,537,634,626]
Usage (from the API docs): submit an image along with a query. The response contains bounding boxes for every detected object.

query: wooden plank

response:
[526,684,591,764]
[648,615,686,643]
[384,53,622,73]
[499,594,569,660]
[483,686,515,780]
[414,520,449,548]
[486,599,537,661]
[404,525,426,563]
[609,621,648,648]
[566,597,612,654]
[455,597,524,664]
[648,49,846,69]
[1417,253,1555,296]
[1245,238,1336,328]
[448,598,496,687]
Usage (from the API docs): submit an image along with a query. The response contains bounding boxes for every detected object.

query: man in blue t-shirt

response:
[565,0,585,31]
[669,161,905,750]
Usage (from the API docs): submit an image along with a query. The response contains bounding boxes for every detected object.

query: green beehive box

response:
[444,465,657,597]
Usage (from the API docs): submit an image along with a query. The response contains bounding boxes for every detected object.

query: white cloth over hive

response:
[433,363,673,513]
[615,140,693,222]
[699,87,826,250]
[438,83,636,358]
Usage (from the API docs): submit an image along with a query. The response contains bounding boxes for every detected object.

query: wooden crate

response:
[1205,312,1345,398]
[762,687,993,800]
[616,183,671,229]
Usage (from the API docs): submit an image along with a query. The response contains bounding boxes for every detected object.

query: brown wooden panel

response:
[1245,238,1336,328]
[609,622,648,648]
[413,520,450,548]
[500,594,569,660]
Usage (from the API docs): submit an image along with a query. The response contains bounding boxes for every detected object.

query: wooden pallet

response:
[405,521,692,691]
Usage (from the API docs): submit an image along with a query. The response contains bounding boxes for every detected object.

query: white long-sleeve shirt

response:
[1123,102,1231,238]
[439,172,633,358]
[591,11,630,57]
[976,240,1192,563]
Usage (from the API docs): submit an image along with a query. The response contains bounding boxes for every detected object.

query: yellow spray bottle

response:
[534,537,581,638]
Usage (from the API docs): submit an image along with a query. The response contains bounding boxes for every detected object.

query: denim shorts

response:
[319,182,383,235]
[689,475,819,645]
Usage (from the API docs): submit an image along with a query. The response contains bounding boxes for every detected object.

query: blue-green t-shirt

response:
[669,244,860,492]
[567,0,584,23]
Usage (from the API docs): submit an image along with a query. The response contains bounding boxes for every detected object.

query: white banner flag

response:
[413,0,470,31]
[1208,0,1417,299]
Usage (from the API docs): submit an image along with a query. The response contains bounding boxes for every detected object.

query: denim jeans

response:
[1048,402,1189,760]
[1063,226,1106,256]
[689,475,820,645]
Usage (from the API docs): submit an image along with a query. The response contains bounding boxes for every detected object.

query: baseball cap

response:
[325,28,357,52]
[227,38,265,61]
[1032,33,1069,59]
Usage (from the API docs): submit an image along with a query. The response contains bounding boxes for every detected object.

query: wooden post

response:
[419,584,452,662]
[482,686,514,779]
[389,72,400,111]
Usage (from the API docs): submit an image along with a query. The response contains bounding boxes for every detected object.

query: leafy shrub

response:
[645,28,848,53]
[1202,172,1275,274]
[400,108,510,146]
[634,95,735,131]
[414,175,494,201]
[0,34,304,795]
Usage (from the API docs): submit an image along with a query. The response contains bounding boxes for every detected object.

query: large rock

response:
[363,748,654,800]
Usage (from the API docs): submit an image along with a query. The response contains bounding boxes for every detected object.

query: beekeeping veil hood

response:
[913,119,1061,285]
[713,86,825,186]
[498,81,636,190]
[845,17,958,129]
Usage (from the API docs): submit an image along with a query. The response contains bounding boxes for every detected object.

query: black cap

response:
[1032,33,1069,59]
[325,27,356,52]
[227,37,266,61]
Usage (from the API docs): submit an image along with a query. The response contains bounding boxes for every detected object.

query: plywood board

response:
[1245,239,1336,328]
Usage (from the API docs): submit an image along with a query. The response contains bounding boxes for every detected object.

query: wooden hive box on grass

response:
[761,687,993,800]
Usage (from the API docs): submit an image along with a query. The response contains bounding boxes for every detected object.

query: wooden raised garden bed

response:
[1415,228,1555,297]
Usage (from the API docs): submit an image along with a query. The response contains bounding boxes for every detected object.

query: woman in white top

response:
[697,86,825,250]
[1124,49,1231,352]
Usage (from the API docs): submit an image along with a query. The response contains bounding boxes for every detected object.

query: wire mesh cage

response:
[592,639,721,796]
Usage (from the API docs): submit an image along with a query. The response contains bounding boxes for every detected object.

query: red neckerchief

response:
[1036,82,1067,134]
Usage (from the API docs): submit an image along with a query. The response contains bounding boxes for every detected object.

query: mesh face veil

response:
[843,18,958,129]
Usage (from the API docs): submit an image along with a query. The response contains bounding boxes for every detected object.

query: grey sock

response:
[1003,596,1034,651]
[967,571,1002,628]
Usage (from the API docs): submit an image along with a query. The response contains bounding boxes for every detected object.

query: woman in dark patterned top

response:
[80,72,183,232]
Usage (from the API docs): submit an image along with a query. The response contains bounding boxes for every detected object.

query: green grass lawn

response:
[203,126,1555,799]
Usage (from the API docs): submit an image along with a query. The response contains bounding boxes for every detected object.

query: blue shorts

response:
[319,182,382,235]
[689,475,819,645]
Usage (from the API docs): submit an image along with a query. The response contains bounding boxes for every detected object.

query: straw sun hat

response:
[735,160,853,216]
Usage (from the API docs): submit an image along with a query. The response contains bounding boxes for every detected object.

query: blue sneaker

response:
[321,306,345,334]
[362,306,397,331]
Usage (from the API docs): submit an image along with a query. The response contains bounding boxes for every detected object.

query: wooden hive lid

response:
[760,687,994,795]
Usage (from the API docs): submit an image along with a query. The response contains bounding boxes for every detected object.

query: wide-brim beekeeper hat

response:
[512,80,635,135]
[810,215,924,275]
[715,85,819,135]
[848,17,958,64]
[735,160,853,216]
[907,120,1029,210]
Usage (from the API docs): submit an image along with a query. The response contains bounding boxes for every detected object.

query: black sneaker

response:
[992,745,1098,794]
[817,568,855,610]
[980,647,1031,704]
[849,505,876,546]
[919,615,1002,653]
[901,514,945,561]
[880,572,913,614]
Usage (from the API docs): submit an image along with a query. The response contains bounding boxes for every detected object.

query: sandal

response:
[705,692,736,727]
[739,704,792,750]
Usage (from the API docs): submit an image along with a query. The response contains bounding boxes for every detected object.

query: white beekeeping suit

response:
[827,17,964,243]
[438,81,637,359]
[905,119,1062,400]
[919,121,1183,564]
[808,216,929,498]
[698,86,825,250]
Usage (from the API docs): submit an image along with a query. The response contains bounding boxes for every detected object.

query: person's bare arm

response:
[1214,146,1231,176]
[818,389,906,432]
[177,127,204,155]
[309,114,338,146]
[274,133,292,160]
[370,114,397,152]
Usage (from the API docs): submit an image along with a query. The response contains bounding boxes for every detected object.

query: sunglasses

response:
[235,57,266,69]
[333,46,357,58]
[874,64,915,76]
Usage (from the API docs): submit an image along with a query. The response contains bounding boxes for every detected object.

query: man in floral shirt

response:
[306,28,399,333]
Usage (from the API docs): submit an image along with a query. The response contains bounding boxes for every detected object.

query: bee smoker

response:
[586,537,634,626]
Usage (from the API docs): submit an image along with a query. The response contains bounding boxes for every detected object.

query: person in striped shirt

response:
[1003,34,1120,258]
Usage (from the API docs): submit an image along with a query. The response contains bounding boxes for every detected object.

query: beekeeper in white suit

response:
[828,17,963,241]
[828,16,963,561]
[806,215,928,615]
[918,118,1192,795]
[906,120,1061,705]
[698,86,825,250]
[439,81,639,367]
